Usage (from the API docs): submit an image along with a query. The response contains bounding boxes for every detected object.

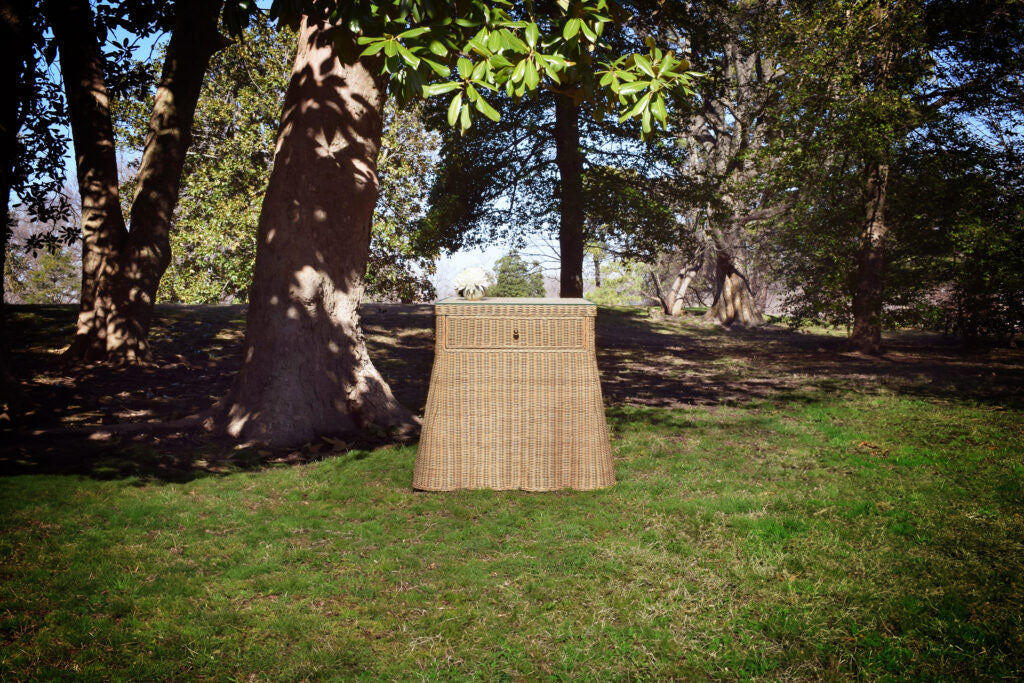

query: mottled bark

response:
[207,19,415,446]
[593,252,601,288]
[104,0,225,361]
[0,0,31,411]
[48,0,128,361]
[704,249,763,326]
[54,0,224,363]
[554,94,584,298]
[850,162,889,354]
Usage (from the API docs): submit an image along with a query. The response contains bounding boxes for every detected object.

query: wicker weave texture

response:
[414,301,615,491]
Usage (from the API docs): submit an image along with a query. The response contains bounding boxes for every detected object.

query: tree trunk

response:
[593,252,601,288]
[102,0,225,361]
[48,0,128,361]
[850,162,889,354]
[0,0,32,413]
[554,94,584,298]
[665,255,703,316]
[704,249,763,326]
[206,18,415,446]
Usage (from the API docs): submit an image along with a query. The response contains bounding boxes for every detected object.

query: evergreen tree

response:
[487,251,545,298]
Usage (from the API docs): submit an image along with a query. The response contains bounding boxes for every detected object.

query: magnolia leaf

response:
[634,54,655,78]
[563,18,581,40]
[398,27,430,39]
[422,58,451,78]
[511,58,527,83]
[524,59,539,89]
[475,94,500,121]
[525,22,539,48]
[651,93,668,122]
[471,59,488,81]
[447,92,463,127]
[396,44,420,69]
[423,81,461,97]
[616,80,649,95]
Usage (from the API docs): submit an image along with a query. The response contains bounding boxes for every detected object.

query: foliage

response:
[3,247,79,304]
[585,258,646,305]
[887,122,1024,340]
[226,0,697,135]
[756,0,1024,338]
[114,22,440,304]
[583,165,679,261]
[367,101,442,302]
[3,205,80,305]
[486,250,544,297]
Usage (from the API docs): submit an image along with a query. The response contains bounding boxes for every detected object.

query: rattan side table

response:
[413,297,615,491]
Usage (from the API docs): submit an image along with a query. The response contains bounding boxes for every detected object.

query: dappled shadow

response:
[3,303,1022,482]
[596,311,1024,410]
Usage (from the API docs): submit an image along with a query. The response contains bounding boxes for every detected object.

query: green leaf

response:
[634,54,655,78]
[475,94,500,121]
[447,92,463,127]
[460,102,471,131]
[398,27,430,39]
[487,30,503,52]
[359,42,386,57]
[651,94,668,122]
[396,44,420,69]
[619,92,652,122]
[423,82,461,97]
[563,18,581,40]
[471,60,488,81]
[487,53,513,69]
[524,59,539,89]
[616,80,650,95]
[511,59,527,83]
[457,57,473,79]
[525,22,539,48]
[422,58,451,78]
[429,40,448,57]
[500,30,528,53]
[580,21,597,42]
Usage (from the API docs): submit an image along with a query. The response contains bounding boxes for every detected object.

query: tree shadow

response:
[4,302,1021,484]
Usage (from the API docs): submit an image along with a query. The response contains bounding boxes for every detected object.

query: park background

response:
[2,0,1023,678]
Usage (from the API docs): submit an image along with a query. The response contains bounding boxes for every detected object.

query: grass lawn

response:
[2,305,1023,678]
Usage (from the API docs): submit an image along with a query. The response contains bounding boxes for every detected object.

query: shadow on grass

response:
[2,303,1022,484]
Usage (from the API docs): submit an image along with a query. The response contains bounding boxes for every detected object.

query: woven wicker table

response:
[413,297,615,491]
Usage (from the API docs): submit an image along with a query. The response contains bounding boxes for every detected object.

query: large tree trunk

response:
[102,0,225,362]
[0,0,32,413]
[850,162,889,354]
[48,0,128,361]
[554,94,584,298]
[206,18,415,446]
[704,248,763,326]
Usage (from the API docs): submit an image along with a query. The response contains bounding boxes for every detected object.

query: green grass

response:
[3,389,1023,678]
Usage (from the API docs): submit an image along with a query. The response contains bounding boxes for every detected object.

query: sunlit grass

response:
[2,390,1022,678]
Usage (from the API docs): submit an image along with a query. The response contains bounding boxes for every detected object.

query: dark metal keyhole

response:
[512,328,520,340]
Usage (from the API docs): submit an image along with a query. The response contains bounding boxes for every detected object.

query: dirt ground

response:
[3,304,1022,479]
